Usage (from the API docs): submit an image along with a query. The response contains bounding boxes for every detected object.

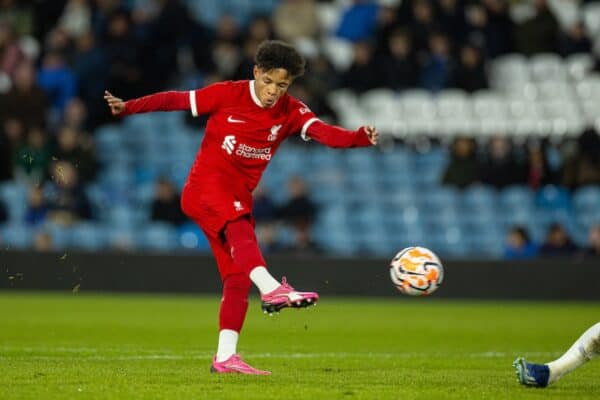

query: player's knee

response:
[225,217,256,244]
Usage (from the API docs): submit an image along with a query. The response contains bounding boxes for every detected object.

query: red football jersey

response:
[186,80,317,193]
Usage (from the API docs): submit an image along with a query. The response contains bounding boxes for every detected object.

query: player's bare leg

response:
[514,322,600,387]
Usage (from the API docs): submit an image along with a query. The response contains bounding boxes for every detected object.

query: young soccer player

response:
[514,322,600,387]
[104,40,378,375]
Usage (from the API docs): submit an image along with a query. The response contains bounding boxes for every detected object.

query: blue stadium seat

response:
[138,222,179,251]
[0,223,33,249]
[44,222,70,250]
[106,226,137,250]
[0,182,27,222]
[573,186,600,213]
[108,205,140,228]
[462,185,498,211]
[177,222,210,251]
[535,185,571,209]
[500,186,535,209]
[69,222,107,251]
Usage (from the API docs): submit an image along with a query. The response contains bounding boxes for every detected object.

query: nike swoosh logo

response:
[227,116,245,123]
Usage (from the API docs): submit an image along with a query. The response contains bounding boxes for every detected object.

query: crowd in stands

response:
[0,0,599,258]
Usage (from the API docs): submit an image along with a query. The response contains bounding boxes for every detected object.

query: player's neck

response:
[249,80,278,109]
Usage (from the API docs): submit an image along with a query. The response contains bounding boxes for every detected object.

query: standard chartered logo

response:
[221,135,236,154]
[221,135,272,160]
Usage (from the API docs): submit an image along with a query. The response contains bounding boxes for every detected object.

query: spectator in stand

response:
[32,230,54,251]
[342,41,380,93]
[442,137,480,188]
[0,0,34,37]
[583,224,600,257]
[539,223,578,257]
[504,226,538,260]
[13,126,52,185]
[559,22,592,56]
[303,53,339,101]
[408,0,436,54]
[0,21,25,79]
[58,0,92,40]
[278,176,319,253]
[104,9,144,100]
[62,97,88,132]
[453,44,488,93]
[420,32,454,93]
[437,0,468,44]
[72,32,109,127]
[131,0,191,93]
[336,0,379,43]
[0,198,7,223]
[287,81,338,124]
[273,0,318,42]
[210,15,243,79]
[253,185,282,253]
[25,185,48,226]
[466,0,514,58]
[522,143,557,190]
[514,0,559,55]
[37,51,77,120]
[45,160,92,225]
[379,28,418,91]
[480,136,522,189]
[0,126,13,182]
[562,128,600,190]
[53,126,98,183]
[150,177,186,225]
[0,61,47,130]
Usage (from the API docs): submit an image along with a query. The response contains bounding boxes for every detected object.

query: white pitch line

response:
[0,346,561,361]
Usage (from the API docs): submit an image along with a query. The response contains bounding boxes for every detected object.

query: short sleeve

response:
[288,98,319,141]
[189,82,230,117]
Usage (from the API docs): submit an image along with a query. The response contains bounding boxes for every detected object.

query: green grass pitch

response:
[1,292,598,399]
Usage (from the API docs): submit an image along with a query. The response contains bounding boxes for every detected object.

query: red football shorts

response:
[180,180,254,280]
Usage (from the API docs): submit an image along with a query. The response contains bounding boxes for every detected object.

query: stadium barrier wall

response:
[1,251,599,300]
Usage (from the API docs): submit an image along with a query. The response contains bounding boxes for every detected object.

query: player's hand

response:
[104,90,125,115]
[364,125,378,145]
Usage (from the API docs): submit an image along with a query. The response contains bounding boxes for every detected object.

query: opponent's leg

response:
[514,322,600,387]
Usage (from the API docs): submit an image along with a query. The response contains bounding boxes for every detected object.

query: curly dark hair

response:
[254,40,305,78]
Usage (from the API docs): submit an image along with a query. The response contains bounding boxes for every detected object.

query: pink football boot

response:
[260,277,319,314]
[210,354,271,375]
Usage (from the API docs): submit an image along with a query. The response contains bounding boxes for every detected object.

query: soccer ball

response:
[390,246,444,296]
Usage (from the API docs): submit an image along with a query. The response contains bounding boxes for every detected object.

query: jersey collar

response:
[249,80,264,108]
[249,80,278,108]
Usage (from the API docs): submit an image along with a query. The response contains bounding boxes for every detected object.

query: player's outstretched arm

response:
[103,90,190,117]
[303,120,378,148]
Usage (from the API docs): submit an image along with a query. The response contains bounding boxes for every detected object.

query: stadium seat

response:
[177,222,210,251]
[535,185,571,210]
[43,222,70,250]
[0,182,27,222]
[530,53,567,82]
[322,37,354,71]
[566,53,594,81]
[490,54,529,86]
[69,222,107,251]
[573,186,600,213]
[138,222,179,252]
[0,223,33,249]
[583,2,600,37]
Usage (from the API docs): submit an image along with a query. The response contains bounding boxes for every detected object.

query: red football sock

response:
[224,217,267,275]
[219,272,251,332]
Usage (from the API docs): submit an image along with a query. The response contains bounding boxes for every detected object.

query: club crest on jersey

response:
[222,135,236,154]
[233,201,244,211]
[268,124,282,141]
